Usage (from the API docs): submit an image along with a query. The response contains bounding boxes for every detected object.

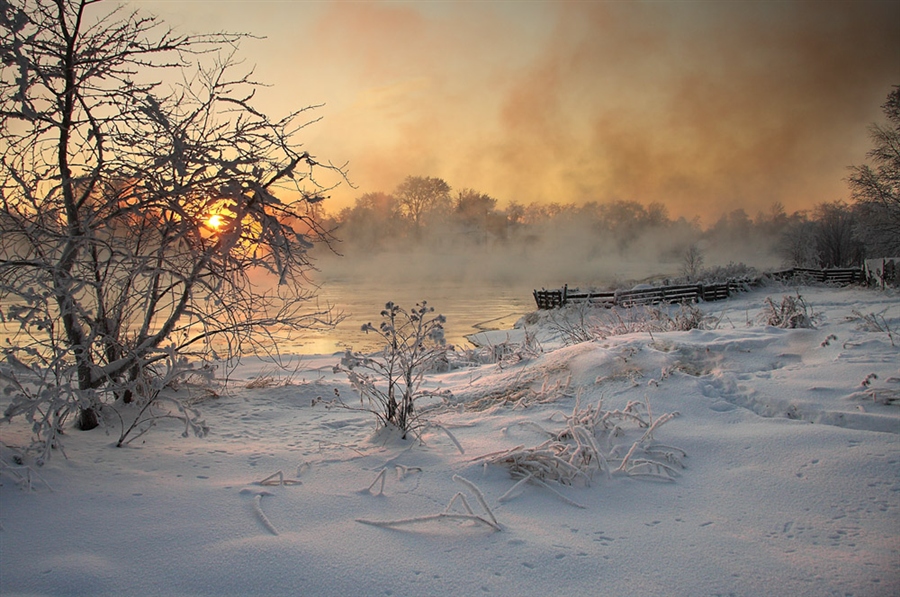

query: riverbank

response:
[2,284,898,596]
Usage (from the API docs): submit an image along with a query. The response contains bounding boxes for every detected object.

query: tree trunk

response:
[76,406,100,430]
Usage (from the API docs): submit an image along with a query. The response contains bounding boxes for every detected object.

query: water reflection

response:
[292,280,535,355]
[0,281,537,358]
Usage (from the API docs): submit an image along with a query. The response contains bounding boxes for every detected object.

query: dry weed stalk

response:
[356,475,500,531]
[257,471,302,486]
[848,309,896,347]
[551,301,715,346]
[253,492,279,536]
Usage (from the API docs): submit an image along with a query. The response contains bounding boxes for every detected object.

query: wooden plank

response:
[616,288,663,307]
[700,283,729,301]
[533,289,564,309]
[565,290,616,307]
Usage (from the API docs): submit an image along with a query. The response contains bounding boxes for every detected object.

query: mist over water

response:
[300,220,785,355]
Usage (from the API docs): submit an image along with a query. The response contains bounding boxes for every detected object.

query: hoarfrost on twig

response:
[356,475,501,532]
[365,468,387,495]
[431,423,465,454]
[253,492,279,536]
[528,476,586,509]
[445,492,476,516]
[258,471,302,486]
[356,512,500,531]
[0,462,54,493]
[498,473,533,503]
[395,464,422,481]
[452,474,499,528]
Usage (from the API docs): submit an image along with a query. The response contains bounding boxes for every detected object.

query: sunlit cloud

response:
[133,0,898,222]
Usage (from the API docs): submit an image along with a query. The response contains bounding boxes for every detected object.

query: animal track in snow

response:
[698,372,900,434]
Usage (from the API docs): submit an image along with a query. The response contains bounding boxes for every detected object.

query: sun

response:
[205,213,226,230]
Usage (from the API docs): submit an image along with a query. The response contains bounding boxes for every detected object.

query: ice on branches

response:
[334,301,452,439]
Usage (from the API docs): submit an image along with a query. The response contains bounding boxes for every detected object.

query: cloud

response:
[135,0,900,222]
[312,1,898,223]
[474,1,899,220]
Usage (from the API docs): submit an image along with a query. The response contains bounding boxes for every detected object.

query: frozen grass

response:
[549,301,717,346]
[477,396,683,504]
[848,308,896,346]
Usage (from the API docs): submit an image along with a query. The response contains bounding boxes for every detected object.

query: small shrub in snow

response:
[465,374,574,412]
[245,370,281,389]
[661,302,710,332]
[848,309,895,347]
[549,303,599,345]
[1,349,208,460]
[698,262,758,284]
[759,294,816,328]
[334,302,451,439]
[111,393,209,448]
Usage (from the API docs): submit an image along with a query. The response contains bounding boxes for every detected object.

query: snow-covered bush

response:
[759,294,816,328]
[661,302,709,332]
[548,302,599,345]
[448,332,543,369]
[697,262,759,284]
[334,302,451,438]
[2,348,209,460]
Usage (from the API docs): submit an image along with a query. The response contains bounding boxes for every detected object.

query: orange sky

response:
[131,0,898,223]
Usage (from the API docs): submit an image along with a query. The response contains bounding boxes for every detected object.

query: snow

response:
[1,285,899,596]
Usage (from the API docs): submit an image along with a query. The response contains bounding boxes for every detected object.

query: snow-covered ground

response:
[1,284,898,596]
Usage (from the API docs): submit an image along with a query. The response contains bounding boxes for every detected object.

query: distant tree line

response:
[321,86,899,271]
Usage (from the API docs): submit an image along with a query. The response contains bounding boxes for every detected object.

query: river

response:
[290,279,537,355]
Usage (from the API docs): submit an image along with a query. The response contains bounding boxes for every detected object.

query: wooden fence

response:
[767,267,864,286]
[533,267,864,310]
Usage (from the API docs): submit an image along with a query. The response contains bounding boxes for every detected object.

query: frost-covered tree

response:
[0,0,345,451]
[680,243,705,280]
[335,192,403,250]
[394,176,451,237]
[778,214,819,268]
[453,188,505,243]
[848,86,900,256]
[811,202,865,268]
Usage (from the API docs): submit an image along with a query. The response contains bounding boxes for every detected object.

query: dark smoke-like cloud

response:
[312,1,899,223]
[137,0,899,223]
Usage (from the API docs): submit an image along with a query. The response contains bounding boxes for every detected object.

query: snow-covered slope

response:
[1,285,898,596]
